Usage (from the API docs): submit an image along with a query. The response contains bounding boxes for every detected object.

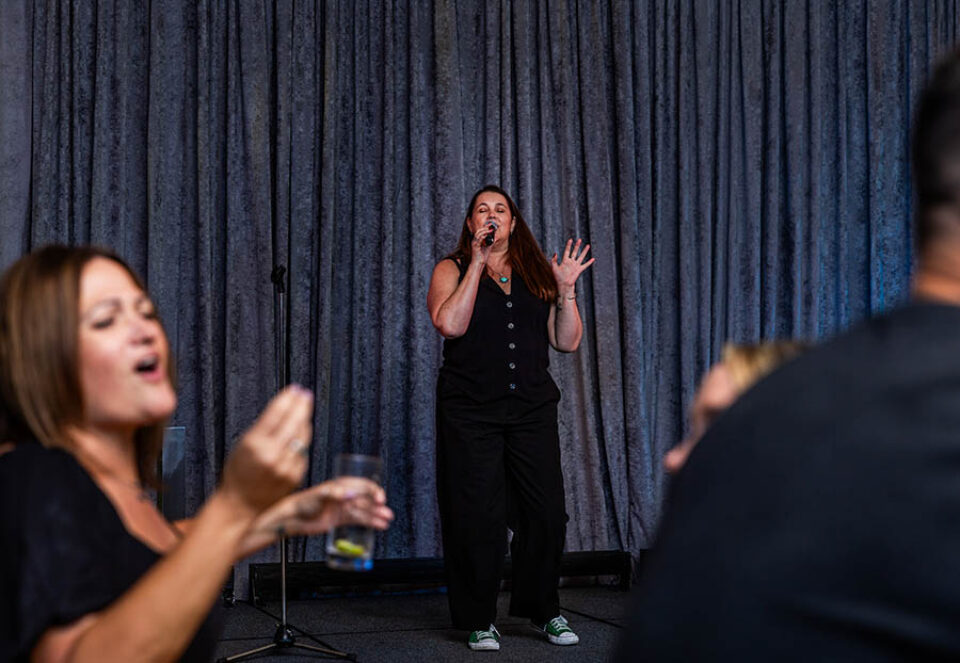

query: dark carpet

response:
[214,586,629,662]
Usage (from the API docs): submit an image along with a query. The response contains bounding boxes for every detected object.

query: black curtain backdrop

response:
[1,1,958,595]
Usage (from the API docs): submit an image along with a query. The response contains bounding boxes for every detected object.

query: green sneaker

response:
[468,624,501,651]
[534,615,579,646]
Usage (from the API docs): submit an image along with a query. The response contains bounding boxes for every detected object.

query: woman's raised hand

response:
[551,239,595,289]
[220,385,314,517]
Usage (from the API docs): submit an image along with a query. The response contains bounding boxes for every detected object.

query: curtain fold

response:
[0,1,957,596]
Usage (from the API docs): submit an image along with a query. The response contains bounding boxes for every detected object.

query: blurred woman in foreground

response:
[0,245,393,662]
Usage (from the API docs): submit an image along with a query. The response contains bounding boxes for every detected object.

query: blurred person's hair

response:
[0,245,174,487]
[721,341,808,394]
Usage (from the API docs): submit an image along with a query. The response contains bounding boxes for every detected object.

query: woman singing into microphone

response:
[427,185,594,652]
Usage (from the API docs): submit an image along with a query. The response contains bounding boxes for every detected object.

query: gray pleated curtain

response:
[0,0,957,596]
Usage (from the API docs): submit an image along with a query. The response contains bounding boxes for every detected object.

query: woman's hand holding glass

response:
[237,475,394,558]
[219,389,394,557]
[290,476,393,535]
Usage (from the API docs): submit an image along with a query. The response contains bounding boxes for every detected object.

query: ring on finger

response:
[288,438,309,457]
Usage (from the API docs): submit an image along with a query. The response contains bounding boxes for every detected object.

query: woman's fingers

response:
[289,478,394,535]
[272,393,314,454]
[271,399,314,490]
[567,240,589,263]
[273,434,311,491]
[249,385,308,438]
[248,386,313,473]
[552,240,595,288]
[557,239,591,263]
[471,226,495,260]
[343,500,395,530]
[318,477,386,505]
[221,386,315,515]
[473,224,494,245]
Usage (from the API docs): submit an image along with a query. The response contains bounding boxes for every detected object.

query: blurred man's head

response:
[913,49,960,260]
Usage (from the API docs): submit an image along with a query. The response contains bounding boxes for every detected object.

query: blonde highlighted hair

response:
[721,341,807,394]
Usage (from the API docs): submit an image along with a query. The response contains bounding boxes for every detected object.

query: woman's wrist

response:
[207,489,262,537]
[234,495,299,558]
[184,491,261,562]
[555,287,576,310]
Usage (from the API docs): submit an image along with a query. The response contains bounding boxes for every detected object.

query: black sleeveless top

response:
[438,257,560,404]
[0,442,224,662]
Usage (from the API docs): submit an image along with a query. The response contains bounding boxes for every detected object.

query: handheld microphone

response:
[483,221,499,246]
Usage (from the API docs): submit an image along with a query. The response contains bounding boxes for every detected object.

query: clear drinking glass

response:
[325,453,382,571]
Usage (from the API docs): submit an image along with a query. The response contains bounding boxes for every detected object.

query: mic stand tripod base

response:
[218,622,356,662]
[217,537,355,663]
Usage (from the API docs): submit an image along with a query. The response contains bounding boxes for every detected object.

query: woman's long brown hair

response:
[0,245,173,488]
[447,185,558,301]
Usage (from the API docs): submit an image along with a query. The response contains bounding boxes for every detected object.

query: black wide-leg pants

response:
[436,385,568,631]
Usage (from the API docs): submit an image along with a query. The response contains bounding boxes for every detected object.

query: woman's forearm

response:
[553,286,583,351]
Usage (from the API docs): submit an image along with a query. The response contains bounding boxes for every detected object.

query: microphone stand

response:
[219,266,354,662]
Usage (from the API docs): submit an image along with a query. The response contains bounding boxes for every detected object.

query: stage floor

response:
[215,585,629,662]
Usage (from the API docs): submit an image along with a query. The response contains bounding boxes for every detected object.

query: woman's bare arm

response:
[30,386,314,663]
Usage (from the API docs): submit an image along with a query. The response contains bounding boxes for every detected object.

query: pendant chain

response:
[487,264,510,284]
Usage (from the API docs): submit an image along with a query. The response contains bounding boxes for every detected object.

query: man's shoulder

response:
[691,302,960,471]
[752,301,960,400]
